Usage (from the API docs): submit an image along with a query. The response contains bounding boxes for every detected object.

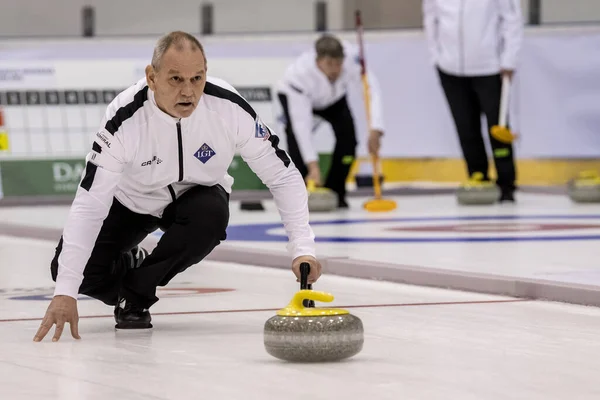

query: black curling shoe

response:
[114,297,152,329]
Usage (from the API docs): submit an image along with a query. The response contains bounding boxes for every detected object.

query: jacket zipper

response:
[176,121,184,181]
[167,121,184,203]
[458,0,465,74]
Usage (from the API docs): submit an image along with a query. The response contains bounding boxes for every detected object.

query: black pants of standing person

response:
[50,184,230,309]
[438,69,516,195]
[278,94,357,206]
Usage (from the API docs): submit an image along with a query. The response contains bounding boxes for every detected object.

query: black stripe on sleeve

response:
[203,82,256,119]
[204,81,291,167]
[80,162,98,192]
[92,142,102,153]
[289,84,304,94]
[168,185,176,202]
[267,131,291,168]
[105,86,149,135]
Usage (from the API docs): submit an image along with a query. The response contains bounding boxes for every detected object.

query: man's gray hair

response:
[151,31,207,70]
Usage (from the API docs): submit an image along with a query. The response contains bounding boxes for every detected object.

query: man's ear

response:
[145,65,156,90]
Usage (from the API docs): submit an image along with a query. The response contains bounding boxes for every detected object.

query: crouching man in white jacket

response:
[423,0,523,202]
[275,34,385,208]
[33,31,321,341]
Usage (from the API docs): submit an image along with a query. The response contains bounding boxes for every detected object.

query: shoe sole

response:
[115,321,153,329]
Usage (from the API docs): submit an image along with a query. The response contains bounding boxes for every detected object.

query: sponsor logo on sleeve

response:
[96,131,111,148]
[254,118,271,141]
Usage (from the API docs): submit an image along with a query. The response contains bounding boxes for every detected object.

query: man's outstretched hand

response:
[33,295,81,342]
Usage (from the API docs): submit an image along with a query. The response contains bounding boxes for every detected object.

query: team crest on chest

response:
[194,143,216,164]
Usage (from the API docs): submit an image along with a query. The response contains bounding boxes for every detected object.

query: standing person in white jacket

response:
[33,31,321,341]
[276,34,385,208]
[423,0,523,201]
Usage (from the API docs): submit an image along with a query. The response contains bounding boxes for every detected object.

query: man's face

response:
[146,45,207,118]
[316,56,344,83]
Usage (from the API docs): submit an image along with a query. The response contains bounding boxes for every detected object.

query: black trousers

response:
[51,184,230,309]
[278,94,357,202]
[438,69,516,191]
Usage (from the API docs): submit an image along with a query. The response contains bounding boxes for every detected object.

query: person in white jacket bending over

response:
[33,31,321,341]
[423,0,523,202]
[276,34,384,208]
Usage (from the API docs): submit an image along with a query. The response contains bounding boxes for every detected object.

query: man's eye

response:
[193,76,203,82]
[171,76,181,82]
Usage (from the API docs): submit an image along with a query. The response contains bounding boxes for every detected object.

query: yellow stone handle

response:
[276,290,349,316]
[579,170,599,179]
[469,172,485,183]
[574,170,600,186]
[461,172,495,189]
[291,290,333,309]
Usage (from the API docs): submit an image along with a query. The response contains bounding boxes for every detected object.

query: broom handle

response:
[355,10,382,200]
[498,74,511,128]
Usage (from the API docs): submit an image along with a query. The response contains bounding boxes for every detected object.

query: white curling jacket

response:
[54,76,315,299]
[422,0,523,76]
[276,41,384,164]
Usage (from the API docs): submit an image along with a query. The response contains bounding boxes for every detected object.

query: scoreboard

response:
[0,88,121,156]
[0,86,276,157]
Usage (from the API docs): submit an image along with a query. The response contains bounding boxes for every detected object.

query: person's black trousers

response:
[438,68,516,192]
[278,94,357,202]
[51,184,229,309]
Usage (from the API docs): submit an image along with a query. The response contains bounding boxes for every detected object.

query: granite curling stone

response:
[306,180,338,212]
[263,263,364,362]
[456,172,500,205]
[567,171,600,203]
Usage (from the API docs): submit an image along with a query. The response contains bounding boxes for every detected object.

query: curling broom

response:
[355,10,397,212]
[490,74,519,144]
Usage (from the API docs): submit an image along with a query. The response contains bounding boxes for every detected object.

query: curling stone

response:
[306,179,338,212]
[263,263,364,363]
[567,170,600,203]
[456,172,500,205]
